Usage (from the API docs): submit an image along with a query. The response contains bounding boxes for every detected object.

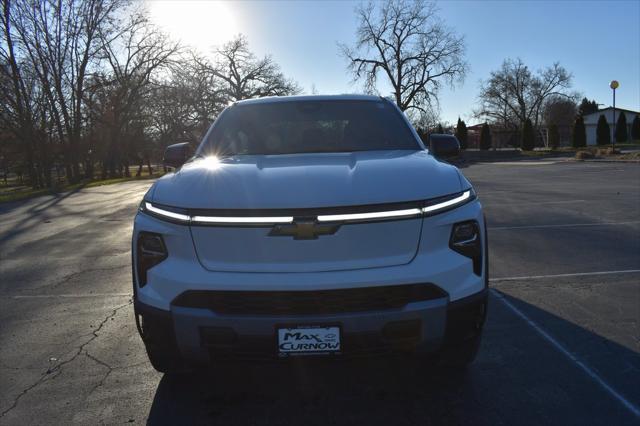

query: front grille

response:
[172,284,446,316]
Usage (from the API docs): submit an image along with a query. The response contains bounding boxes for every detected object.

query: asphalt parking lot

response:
[1,160,639,425]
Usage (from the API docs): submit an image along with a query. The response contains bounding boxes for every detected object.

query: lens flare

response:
[201,156,222,170]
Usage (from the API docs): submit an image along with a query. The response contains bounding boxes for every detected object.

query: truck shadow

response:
[146,291,640,425]
[148,357,471,425]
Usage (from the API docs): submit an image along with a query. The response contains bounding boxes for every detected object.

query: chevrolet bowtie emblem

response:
[269,220,340,240]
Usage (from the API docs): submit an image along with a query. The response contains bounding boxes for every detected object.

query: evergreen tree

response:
[479,123,492,150]
[631,115,640,141]
[455,118,468,149]
[596,114,611,145]
[578,98,599,116]
[548,124,560,150]
[437,123,444,134]
[521,118,535,150]
[572,115,586,148]
[615,112,628,142]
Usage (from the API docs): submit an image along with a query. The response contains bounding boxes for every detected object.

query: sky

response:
[146,0,640,125]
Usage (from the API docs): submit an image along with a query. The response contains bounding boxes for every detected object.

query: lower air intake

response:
[172,284,446,316]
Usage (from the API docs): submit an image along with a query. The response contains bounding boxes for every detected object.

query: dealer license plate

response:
[277,326,341,356]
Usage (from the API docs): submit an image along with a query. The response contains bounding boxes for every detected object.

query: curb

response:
[570,159,640,164]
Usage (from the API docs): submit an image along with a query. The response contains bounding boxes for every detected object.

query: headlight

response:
[140,201,190,223]
[450,220,482,276]
[136,232,168,287]
[422,189,475,216]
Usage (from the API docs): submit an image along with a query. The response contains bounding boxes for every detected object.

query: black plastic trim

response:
[171,283,448,316]
[445,288,488,343]
[449,220,483,276]
[136,232,168,287]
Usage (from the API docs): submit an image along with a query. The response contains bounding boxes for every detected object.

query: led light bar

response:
[191,215,293,224]
[317,208,422,223]
[144,202,191,222]
[421,190,471,214]
[143,190,474,226]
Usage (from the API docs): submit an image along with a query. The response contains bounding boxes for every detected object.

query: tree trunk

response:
[65,164,72,183]
[69,136,81,183]
[85,160,93,180]
[136,157,143,177]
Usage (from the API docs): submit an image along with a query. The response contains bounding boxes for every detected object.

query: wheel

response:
[437,329,483,367]
[144,339,185,374]
[437,290,488,368]
[136,304,185,374]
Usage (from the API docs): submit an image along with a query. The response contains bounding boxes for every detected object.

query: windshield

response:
[198,100,421,156]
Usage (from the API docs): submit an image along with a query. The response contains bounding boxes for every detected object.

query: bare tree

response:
[340,0,467,112]
[9,0,127,182]
[145,53,227,158]
[174,53,228,135]
[3,10,301,189]
[406,105,440,134]
[93,11,179,177]
[202,35,300,102]
[476,58,574,129]
[544,96,577,127]
[0,0,47,187]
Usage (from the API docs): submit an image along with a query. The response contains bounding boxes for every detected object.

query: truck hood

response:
[150,150,462,209]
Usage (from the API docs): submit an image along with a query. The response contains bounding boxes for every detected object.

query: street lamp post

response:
[610,80,619,149]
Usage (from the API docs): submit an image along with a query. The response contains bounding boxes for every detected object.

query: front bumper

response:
[135,287,488,364]
[133,196,488,365]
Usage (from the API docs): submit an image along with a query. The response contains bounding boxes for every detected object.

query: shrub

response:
[575,150,594,160]
[596,147,619,156]
[479,123,492,150]
[521,118,535,151]
[455,118,468,150]
[632,115,640,140]
[548,124,559,150]
[615,112,628,142]
[572,116,586,148]
[596,114,611,145]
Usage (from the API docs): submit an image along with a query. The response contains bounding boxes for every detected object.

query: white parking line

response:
[490,221,640,231]
[492,289,640,418]
[490,269,640,282]
[486,199,587,206]
[488,161,560,166]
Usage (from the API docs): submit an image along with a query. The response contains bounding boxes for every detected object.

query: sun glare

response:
[146,1,237,53]
[201,155,222,170]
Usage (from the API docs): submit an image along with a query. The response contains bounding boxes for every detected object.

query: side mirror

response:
[429,134,460,159]
[163,143,193,169]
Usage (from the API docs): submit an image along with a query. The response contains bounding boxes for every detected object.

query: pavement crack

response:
[0,371,54,419]
[0,300,132,419]
[84,351,113,370]
[84,352,114,398]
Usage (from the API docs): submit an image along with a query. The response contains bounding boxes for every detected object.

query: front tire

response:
[135,302,185,374]
[437,329,483,367]
[145,339,184,374]
[438,288,488,368]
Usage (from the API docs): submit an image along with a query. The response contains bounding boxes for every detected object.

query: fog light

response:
[450,221,482,275]
[136,232,168,287]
